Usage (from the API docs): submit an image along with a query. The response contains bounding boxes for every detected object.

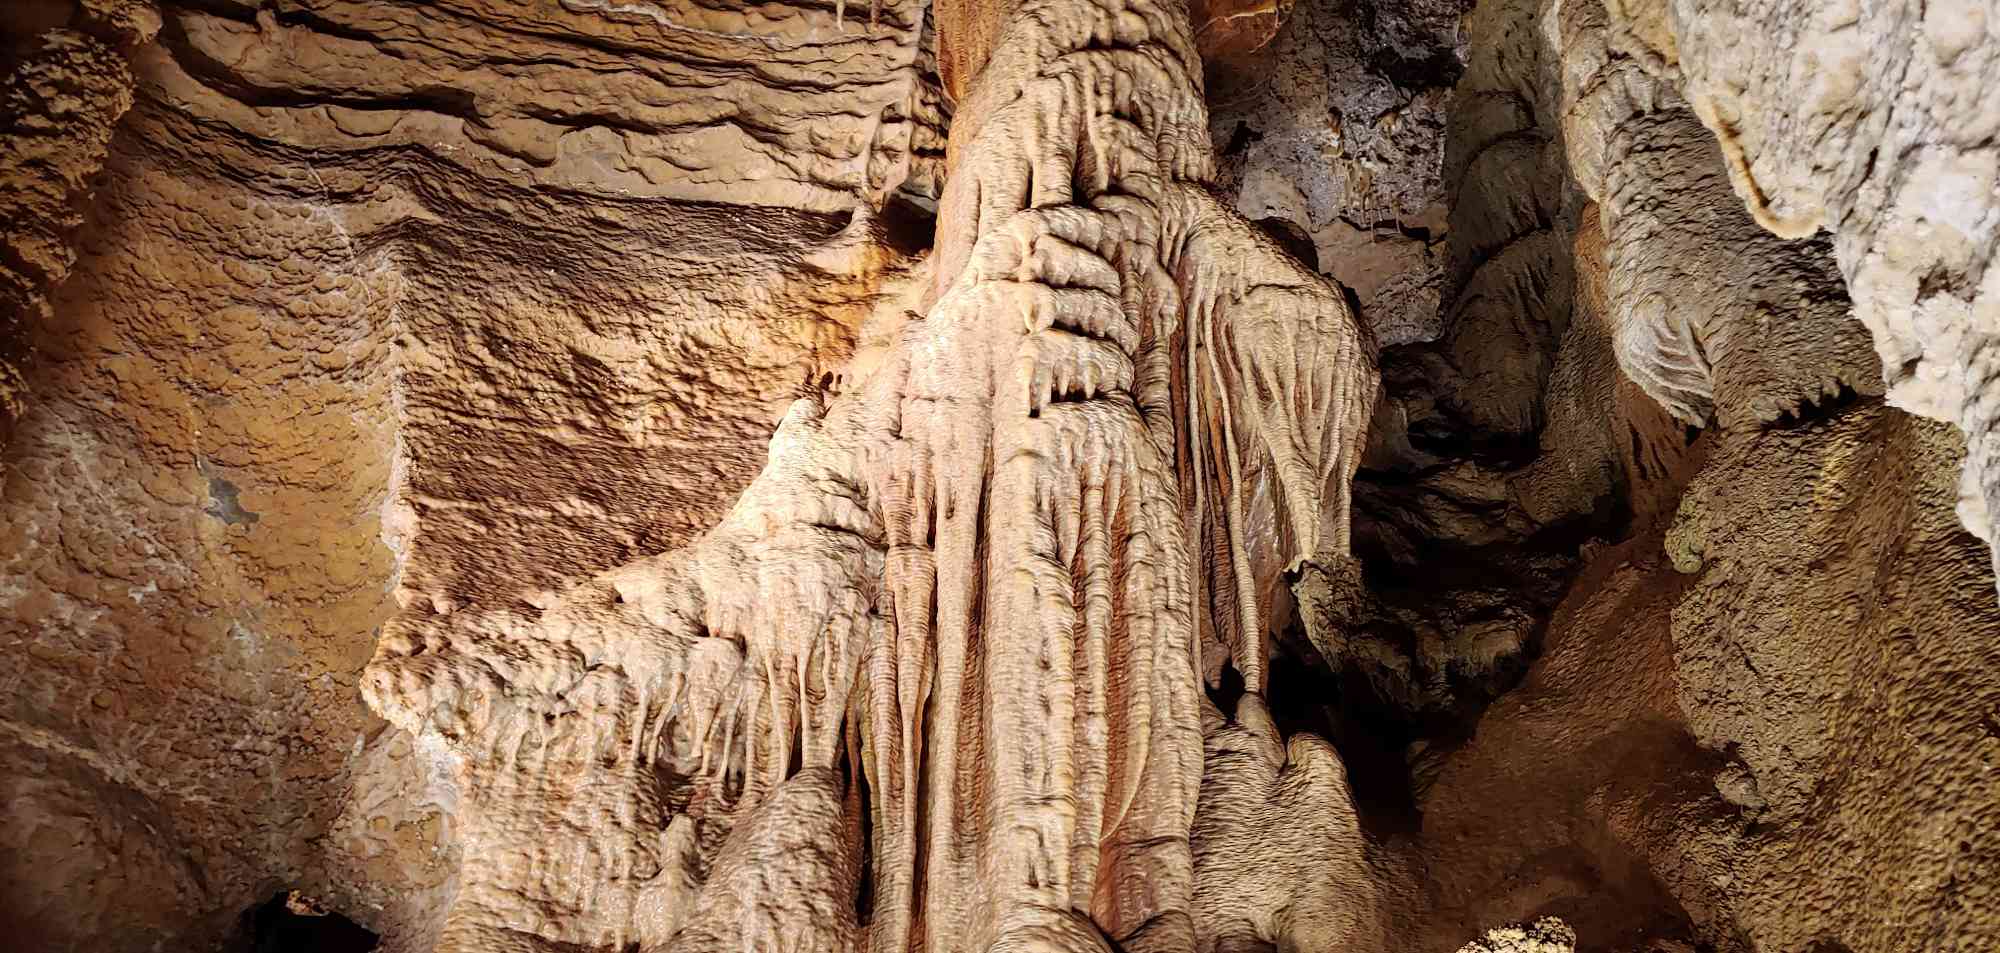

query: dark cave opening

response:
[233,892,379,953]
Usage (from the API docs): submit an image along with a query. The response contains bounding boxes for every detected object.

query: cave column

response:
[891,0,1214,948]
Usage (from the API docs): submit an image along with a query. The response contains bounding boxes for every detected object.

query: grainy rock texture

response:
[1581,0,2000,587]
[1548,0,1881,429]
[1192,694,1379,952]
[1456,918,1579,953]
[2,0,937,949]
[1206,0,1466,346]
[0,0,157,447]
[3,0,1999,951]
[1413,404,2000,953]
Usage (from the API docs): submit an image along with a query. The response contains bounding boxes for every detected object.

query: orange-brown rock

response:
[0,0,157,450]
[2,1,937,949]
[4,0,2000,951]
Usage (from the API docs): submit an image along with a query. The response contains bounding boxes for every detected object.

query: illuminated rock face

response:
[1548,0,1882,431]
[6,0,2000,951]
[359,0,1376,949]
[1566,0,2000,583]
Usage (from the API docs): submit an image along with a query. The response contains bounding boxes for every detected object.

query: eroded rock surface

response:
[2,0,936,949]
[1456,918,1579,953]
[0,0,156,446]
[4,0,2000,951]
[1579,0,2000,588]
[1206,0,1466,346]
[1549,0,1880,429]
[362,0,1379,950]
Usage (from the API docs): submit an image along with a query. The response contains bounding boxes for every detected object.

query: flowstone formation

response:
[8,0,2000,950]
[1566,0,2000,588]
[361,0,1378,949]
[1549,0,1881,429]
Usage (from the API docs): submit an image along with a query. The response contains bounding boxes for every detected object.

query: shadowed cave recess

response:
[2,0,1997,951]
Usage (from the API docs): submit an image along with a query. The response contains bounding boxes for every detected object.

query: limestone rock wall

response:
[1583,0,2000,590]
[2,1,936,950]
[1397,0,2000,951]
[1548,0,1880,429]
[1412,403,2000,953]
[1206,0,1464,347]
[2,42,409,951]
[3,0,2000,950]
[0,1,156,447]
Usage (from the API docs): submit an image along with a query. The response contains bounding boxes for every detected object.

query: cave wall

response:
[1,1,934,949]
[3,31,407,948]
[1,0,1998,950]
[1415,401,2000,953]
[1400,0,2000,950]
[1223,0,2000,949]
[1587,0,2000,590]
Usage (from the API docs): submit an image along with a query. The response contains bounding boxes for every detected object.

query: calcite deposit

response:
[3,0,1998,951]
[366,0,1378,946]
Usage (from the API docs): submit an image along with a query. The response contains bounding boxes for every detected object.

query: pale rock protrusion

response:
[1454,917,1579,953]
[1546,0,1881,431]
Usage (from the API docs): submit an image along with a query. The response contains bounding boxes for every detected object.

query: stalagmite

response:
[360,0,1379,949]
[1189,694,1376,952]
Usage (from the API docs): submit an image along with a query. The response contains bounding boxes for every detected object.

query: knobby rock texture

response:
[369,0,1378,947]
[2,0,1998,951]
